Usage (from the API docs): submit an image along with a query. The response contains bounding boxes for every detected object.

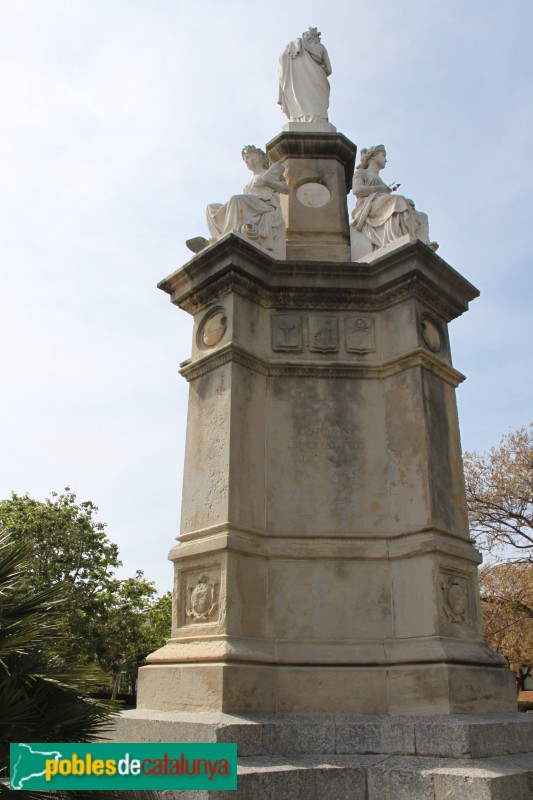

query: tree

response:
[145,591,173,651]
[479,561,533,688]
[0,533,159,799]
[0,489,120,664]
[0,490,171,693]
[464,424,533,684]
[87,577,171,699]
[463,424,533,560]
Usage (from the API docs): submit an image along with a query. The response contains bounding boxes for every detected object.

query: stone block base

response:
[137,662,516,715]
[108,711,533,799]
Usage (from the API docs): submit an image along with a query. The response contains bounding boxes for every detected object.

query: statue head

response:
[242,145,269,171]
[303,27,321,43]
[357,145,387,170]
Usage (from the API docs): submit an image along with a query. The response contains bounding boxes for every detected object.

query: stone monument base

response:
[109,710,533,799]
[137,662,516,715]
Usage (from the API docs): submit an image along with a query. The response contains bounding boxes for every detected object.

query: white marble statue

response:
[278,27,332,123]
[187,147,289,258]
[206,146,288,258]
[351,145,437,255]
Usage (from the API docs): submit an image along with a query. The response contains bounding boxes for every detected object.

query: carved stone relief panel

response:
[272,314,303,352]
[419,313,444,354]
[179,566,221,627]
[440,571,471,626]
[197,306,227,349]
[309,315,339,353]
[345,316,375,353]
[270,312,377,356]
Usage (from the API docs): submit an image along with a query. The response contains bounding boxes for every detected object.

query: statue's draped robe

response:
[206,172,285,254]
[352,169,430,249]
[278,38,332,122]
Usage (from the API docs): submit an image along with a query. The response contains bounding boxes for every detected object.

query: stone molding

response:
[169,525,480,564]
[265,131,357,191]
[158,235,479,322]
[145,634,501,667]
[179,341,465,386]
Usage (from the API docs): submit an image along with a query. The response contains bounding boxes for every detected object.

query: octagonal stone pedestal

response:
[139,233,515,716]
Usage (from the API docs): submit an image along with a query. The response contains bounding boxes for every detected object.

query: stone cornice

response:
[265,130,357,191]
[158,235,479,323]
[179,341,465,386]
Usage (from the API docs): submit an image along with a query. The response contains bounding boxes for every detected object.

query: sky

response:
[0,0,532,593]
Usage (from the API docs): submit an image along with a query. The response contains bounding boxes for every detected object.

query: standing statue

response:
[351,145,437,255]
[278,27,332,123]
[186,146,288,259]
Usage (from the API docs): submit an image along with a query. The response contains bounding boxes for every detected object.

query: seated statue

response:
[186,146,289,259]
[350,145,437,259]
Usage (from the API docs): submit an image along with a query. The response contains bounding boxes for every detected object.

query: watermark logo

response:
[10,742,237,791]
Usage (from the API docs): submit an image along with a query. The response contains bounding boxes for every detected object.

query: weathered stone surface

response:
[110,711,533,758]
[367,753,533,800]
[144,229,514,716]
[414,713,533,758]
[157,754,377,800]
[133,752,533,800]
[336,716,416,755]
[108,713,533,799]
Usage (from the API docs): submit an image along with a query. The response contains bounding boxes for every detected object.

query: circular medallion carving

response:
[420,314,444,353]
[296,182,331,208]
[198,307,227,349]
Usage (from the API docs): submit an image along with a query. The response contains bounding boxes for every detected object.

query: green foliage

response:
[0,488,120,591]
[0,489,119,667]
[0,529,163,800]
[145,591,172,650]
[90,574,169,698]
[0,490,171,694]
[0,533,116,774]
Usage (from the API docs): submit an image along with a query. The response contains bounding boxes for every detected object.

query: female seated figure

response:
[351,145,436,258]
[206,146,289,259]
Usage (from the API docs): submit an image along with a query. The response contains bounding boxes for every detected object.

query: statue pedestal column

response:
[138,233,515,715]
[266,131,356,262]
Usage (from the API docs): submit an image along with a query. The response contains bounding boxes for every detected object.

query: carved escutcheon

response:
[345,316,375,353]
[441,574,468,624]
[272,314,303,352]
[186,574,219,623]
[309,315,339,353]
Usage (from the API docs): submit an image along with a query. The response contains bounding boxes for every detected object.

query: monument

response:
[111,28,533,798]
